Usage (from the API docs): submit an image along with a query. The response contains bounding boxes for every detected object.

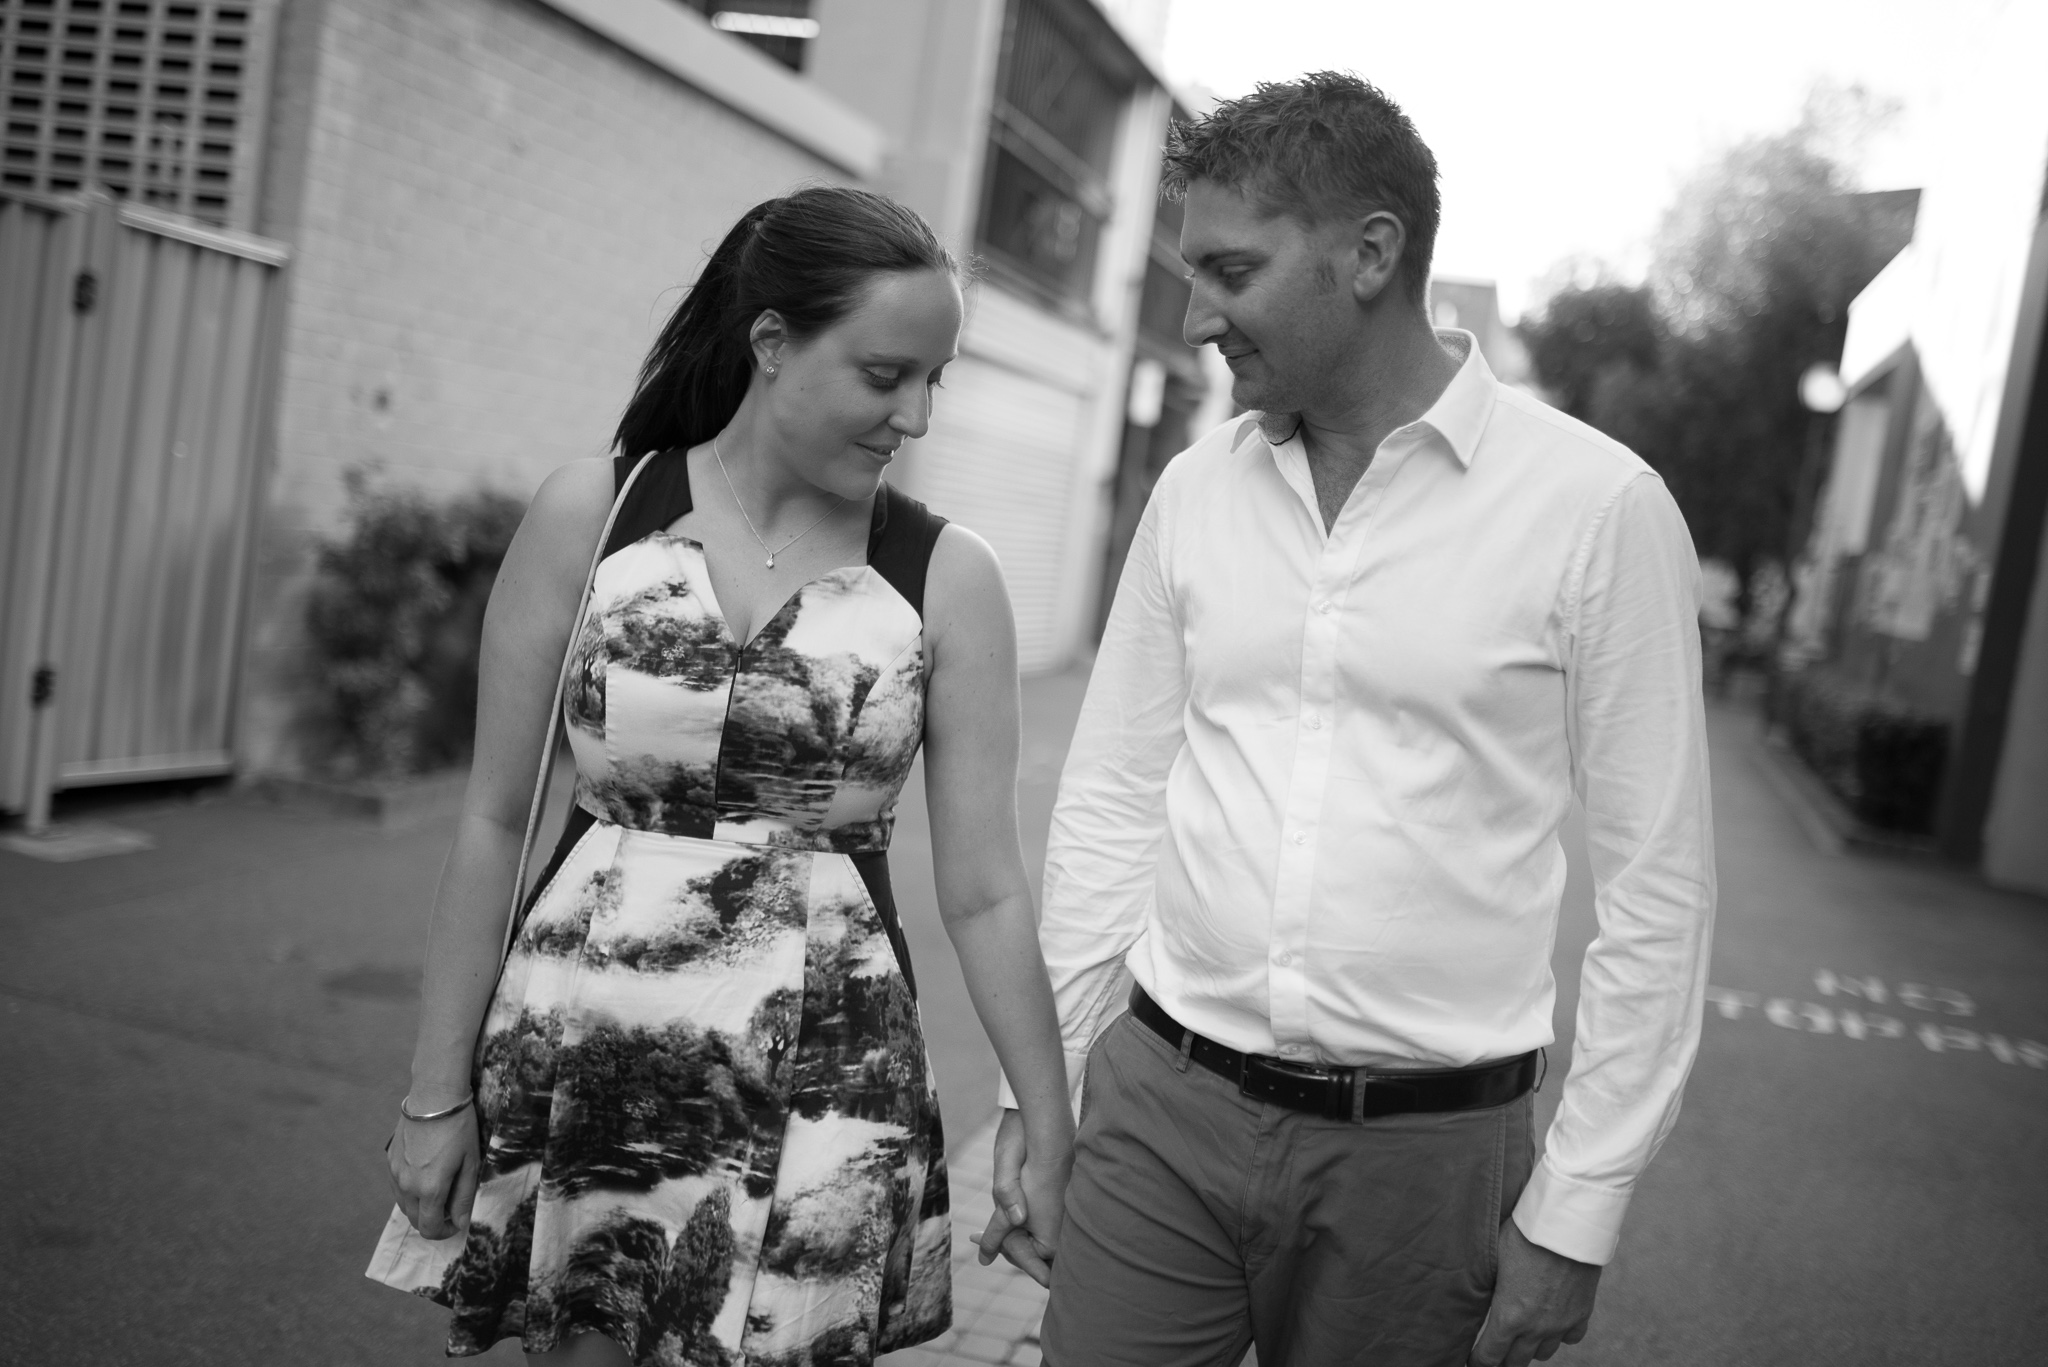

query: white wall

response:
[811,0,1174,672]
[244,0,850,770]
[1836,2,2048,501]
[1983,516,2048,897]
[807,0,1003,251]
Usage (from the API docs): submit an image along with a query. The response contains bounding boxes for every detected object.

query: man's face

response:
[1179,179,1359,416]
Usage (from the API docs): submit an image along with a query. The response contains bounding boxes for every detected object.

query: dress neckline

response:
[614,447,890,559]
[604,447,943,642]
[646,450,884,651]
[645,529,873,653]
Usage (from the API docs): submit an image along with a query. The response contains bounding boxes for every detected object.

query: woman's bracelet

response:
[399,1090,475,1122]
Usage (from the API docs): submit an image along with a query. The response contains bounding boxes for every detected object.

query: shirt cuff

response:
[1510,1155,1632,1266]
[994,1049,1093,1122]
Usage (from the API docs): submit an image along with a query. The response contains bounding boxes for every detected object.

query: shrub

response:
[302,470,526,778]
[1782,665,1949,834]
[1854,713,1949,833]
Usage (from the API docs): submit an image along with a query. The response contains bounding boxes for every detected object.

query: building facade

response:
[1426,275,1531,390]
[1,0,1192,804]
[1788,1,2048,894]
[810,0,1188,671]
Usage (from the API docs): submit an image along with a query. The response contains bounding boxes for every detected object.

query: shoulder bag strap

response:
[500,450,658,963]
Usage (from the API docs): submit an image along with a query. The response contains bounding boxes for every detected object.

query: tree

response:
[1520,86,1911,622]
[1520,281,1662,423]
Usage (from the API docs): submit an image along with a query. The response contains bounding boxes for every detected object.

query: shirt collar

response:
[1230,328,1497,469]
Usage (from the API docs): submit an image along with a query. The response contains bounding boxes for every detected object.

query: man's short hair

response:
[1162,72,1440,309]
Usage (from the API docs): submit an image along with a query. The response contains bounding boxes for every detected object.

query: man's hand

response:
[975,1107,1071,1288]
[1468,1220,1601,1367]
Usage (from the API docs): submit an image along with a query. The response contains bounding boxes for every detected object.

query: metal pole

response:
[8,195,93,834]
[21,192,117,834]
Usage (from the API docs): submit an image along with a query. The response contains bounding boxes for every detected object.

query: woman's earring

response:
[765,364,778,377]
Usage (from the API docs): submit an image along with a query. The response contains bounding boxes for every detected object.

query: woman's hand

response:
[976,1108,1073,1288]
[386,1107,481,1241]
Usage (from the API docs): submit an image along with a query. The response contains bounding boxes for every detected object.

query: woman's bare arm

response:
[920,523,1074,1280]
[388,457,613,1238]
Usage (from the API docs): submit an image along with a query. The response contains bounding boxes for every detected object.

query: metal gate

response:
[0,188,287,823]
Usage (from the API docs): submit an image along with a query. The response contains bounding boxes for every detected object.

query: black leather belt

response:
[1130,985,1539,1122]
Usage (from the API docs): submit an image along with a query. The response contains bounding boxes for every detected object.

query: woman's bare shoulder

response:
[521,457,616,548]
[923,521,1015,657]
[927,522,1007,609]
[488,458,617,618]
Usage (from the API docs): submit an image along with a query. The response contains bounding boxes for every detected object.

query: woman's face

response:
[756,268,964,501]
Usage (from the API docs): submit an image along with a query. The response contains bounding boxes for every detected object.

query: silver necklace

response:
[712,436,847,569]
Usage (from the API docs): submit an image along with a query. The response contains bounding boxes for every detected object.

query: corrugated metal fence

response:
[0,188,287,825]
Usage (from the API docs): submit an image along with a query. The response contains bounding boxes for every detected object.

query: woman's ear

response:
[749,309,790,375]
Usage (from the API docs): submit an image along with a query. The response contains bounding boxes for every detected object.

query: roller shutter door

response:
[900,352,1088,673]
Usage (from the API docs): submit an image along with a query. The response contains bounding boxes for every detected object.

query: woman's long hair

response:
[614,186,958,457]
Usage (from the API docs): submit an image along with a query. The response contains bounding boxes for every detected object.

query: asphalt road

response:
[2,681,2043,1365]
[0,670,1090,1367]
[1544,707,2048,1366]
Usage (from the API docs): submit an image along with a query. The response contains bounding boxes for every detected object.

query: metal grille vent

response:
[1,0,276,228]
[996,0,1126,183]
[976,0,1135,313]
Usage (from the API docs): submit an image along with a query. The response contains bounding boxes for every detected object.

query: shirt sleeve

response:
[1511,472,1717,1265]
[995,480,1191,1112]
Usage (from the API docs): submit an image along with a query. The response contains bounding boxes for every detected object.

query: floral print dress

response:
[368,453,952,1366]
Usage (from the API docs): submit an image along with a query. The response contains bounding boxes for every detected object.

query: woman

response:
[367,186,1072,1366]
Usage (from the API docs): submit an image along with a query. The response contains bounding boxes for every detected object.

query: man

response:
[981,73,1715,1367]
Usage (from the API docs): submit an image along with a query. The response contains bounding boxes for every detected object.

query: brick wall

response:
[241,0,843,772]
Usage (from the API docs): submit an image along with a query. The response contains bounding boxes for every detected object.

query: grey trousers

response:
[1042,1011,1535,1367]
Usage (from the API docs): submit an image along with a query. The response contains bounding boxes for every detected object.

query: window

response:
[680,1,816,74]
[0,0,274,227]
[1135,190,1190,352]
[976,0,1135,315]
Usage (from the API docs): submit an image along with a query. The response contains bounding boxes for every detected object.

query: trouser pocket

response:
[1483,1101,1510,1287]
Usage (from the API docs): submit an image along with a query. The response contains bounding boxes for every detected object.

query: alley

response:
[1551,706,2048,1364]
[1,682,2043,1365]
[890,697,2048,1366]
[0,671,1091,1367]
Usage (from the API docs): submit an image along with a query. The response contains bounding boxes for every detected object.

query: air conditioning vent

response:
[0,0,276,227]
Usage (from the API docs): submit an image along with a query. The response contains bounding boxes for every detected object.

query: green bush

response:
[303,470,526,778]
[1782,666,1949,834]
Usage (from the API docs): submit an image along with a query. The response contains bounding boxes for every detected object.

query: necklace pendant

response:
[765,554,776,569]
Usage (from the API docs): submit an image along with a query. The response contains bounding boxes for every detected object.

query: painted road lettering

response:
[1834,1009,1904,1041]
[1705,984,2046,1068]
[1813,969,1974,1016]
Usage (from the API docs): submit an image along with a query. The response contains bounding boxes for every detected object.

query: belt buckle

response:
[1240,1055,1343,1116]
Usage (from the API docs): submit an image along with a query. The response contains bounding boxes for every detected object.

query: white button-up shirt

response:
[1005,332,1715,1266]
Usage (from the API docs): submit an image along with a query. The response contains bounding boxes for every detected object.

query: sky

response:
[1161,0,2017,320]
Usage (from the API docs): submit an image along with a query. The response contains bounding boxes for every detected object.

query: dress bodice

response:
[560,451,944,854]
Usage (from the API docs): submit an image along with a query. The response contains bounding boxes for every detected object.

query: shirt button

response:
[1293,831,1308,845]
[1275,951,1293,967]
[1316,601,1335,615]
[1304,712,1322,730]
